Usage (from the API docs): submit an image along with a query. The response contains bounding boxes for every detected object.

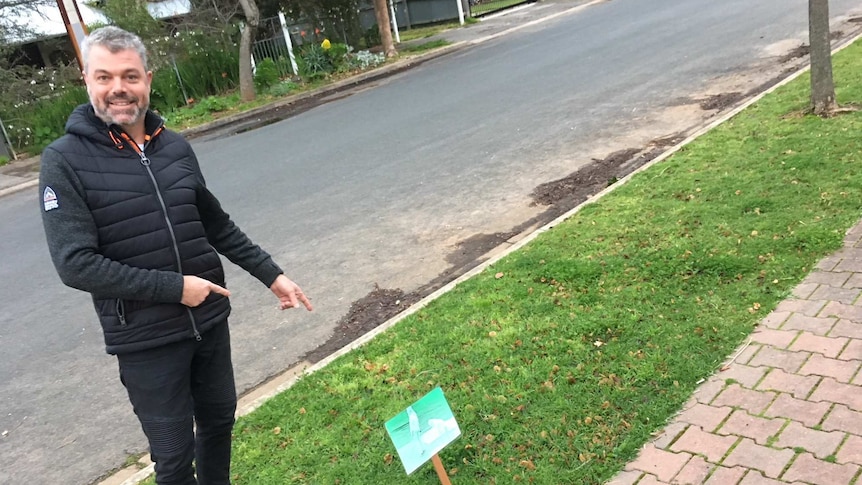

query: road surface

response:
[1,0,861,482]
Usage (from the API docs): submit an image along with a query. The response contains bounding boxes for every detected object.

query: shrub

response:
[197,95,233,113]
[326,42,351,72]
[267,80,299,97]
[363,24,381,48]
[274,56,296,77]
[254,58,281,91]
[31,87,89,149]
[161,93,240,128]
[150,67,187,113]
[149,30,240,113]
[0,63,84,151]
[297,44,332,81]
[173,43,239,101]
[349,50,386,70]
[4,86,88,151]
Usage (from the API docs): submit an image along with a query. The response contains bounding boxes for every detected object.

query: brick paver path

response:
[607,222,862,485]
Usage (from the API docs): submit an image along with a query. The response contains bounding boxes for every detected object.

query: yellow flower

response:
[321,38,331,50]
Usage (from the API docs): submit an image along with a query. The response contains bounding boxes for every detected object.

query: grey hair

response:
[81,26,148,73]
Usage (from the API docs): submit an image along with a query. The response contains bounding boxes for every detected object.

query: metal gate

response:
[253,16,295,78]
[0,116,14,162]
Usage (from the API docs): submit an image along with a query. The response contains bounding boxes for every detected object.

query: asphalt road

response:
[2,0,862,483]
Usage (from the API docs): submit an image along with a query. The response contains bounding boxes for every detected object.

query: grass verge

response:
[402,39,452,55]
[472,0,533,17]
[149,40,862,485]
[399,22,465,43]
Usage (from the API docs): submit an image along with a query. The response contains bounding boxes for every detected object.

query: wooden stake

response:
[56,0,89,72]
[431,454,452,485]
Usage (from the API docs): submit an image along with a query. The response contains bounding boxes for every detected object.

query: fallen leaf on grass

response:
[495,272,505,279]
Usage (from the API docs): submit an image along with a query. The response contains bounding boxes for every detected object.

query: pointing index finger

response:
[210,283,231,298]
[297,292,313,311]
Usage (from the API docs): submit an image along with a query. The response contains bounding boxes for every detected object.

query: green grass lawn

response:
[471,0,532,17]
[398,22,463,43]
[401,39,452,54]
[144,40,862,485]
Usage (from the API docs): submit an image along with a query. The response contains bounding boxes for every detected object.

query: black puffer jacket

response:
[40,104,283,354]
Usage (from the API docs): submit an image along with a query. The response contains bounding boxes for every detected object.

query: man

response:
[39,26,312,484]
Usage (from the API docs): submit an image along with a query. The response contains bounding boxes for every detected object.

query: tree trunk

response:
[373,0,397,58]
[238,0,260,102]
[809,0,837,116]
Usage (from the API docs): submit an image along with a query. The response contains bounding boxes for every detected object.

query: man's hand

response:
[181,275,230,307]
[270,274,313,311]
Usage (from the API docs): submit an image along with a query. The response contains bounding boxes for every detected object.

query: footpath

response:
[609,227,862,485]
[2,1,860,483]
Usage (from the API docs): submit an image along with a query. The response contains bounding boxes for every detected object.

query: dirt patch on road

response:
[699,92,745,111]
[780,45,810,63]
[531,133,685,209]
[302,285,422,363]
[531,147,640,206]
[445,231,518,268]
[304,134,688,362]
[302,230,519,363]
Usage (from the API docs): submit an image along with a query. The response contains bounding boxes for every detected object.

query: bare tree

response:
[184,0,241,33]
[372,0,396,58]
[0,0,50,49]
[808,0,837,116]
[237,0,260,101]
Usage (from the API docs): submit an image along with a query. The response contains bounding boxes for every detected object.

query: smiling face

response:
[83,45,152,130]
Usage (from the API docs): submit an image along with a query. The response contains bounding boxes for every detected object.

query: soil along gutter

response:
[222,31,862,485]
[302,135,689,367]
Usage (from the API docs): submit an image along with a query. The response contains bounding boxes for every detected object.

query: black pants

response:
[117,321,237,485]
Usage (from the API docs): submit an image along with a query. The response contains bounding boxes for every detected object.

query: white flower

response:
[30,80,36,85]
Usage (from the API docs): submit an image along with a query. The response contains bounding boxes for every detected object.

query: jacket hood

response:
[65,103,164,148]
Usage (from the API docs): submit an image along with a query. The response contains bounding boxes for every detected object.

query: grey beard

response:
[92,102,147,127]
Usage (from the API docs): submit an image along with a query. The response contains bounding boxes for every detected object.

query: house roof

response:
[2,0,191,44]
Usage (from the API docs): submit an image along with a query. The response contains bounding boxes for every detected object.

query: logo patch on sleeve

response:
[43,186,59,211]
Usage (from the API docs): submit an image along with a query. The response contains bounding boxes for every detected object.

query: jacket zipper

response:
[135,143,202,342]
[116,299,127,327]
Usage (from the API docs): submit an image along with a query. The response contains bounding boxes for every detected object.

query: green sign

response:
[385,387,461,475]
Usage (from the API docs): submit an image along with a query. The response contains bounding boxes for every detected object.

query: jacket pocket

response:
[116,299,127,327]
